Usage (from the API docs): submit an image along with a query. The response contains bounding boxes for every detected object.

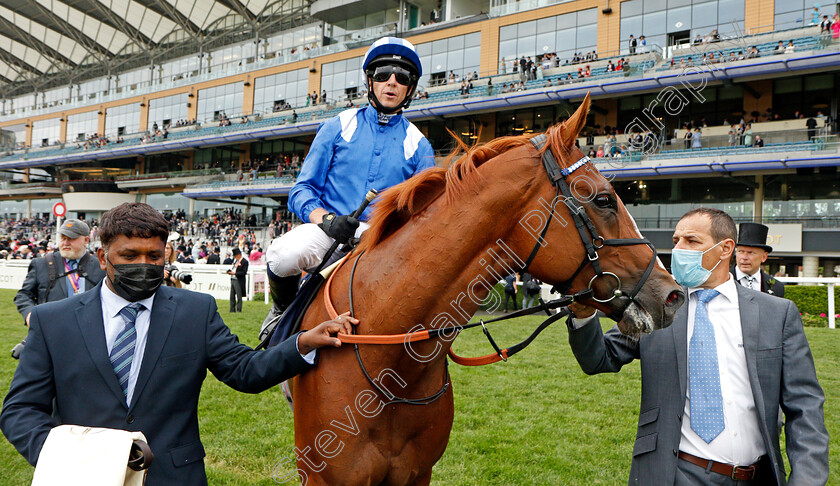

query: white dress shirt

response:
[100,283,155,407]
[680,275,765,465]
[735,266,759,290]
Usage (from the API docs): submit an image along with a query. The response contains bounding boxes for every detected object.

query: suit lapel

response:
[76,282,127,407]
[737,286,767,427]
[672,286,689,400]
[129,287,176,411]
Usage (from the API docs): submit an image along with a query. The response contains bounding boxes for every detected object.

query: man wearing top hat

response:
[15,219,107,327]
[731,222,785,297]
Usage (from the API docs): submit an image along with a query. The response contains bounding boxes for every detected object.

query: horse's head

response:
[513,93,685,335]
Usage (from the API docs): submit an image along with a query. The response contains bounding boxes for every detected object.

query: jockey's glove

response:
[319,212,359,244]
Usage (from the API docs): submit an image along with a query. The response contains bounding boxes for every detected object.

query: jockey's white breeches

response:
[266,222,370,277]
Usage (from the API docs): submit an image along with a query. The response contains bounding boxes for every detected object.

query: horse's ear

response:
[562,92,592,149]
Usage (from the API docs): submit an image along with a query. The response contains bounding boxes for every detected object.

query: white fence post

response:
[776,277,840,329]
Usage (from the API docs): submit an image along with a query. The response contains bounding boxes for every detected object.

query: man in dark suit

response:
[226,248,247,312]
[567,208,827,485]
[0,202,355,485]
[15,219,106,326]
[205,247,220,265]
[731,222,785,297]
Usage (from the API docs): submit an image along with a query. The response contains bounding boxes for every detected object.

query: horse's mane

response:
[356,118,579,253]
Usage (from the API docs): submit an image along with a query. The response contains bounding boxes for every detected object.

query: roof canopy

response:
[0,0,313,98]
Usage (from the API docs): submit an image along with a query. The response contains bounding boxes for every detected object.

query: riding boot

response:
[259,271,301,342]
[269,270,300,312]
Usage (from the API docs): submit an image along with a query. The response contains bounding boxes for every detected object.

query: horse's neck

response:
[353,161,538,337]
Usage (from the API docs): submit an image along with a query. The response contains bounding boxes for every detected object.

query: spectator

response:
[14,219,106,327]
[774,41,785,54]
[743,124,753,146]
[629,34,637,54]
[806,115,818,140]
[503,273,518,312]
[639,35,647,53]
[833,14,840,39]
[596,145,605,157]
[819,15,832,34]
[691,128,702,149]
[754,135,764,147]
[811,5,821,25]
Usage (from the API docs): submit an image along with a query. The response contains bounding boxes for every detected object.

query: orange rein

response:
[323,254,510,366]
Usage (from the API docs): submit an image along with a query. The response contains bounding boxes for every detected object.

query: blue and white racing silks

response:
[289,105,435,223]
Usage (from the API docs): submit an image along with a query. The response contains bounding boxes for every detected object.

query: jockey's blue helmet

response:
[362,37,422,113]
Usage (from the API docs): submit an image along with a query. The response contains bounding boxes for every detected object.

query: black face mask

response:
[107,258,164,301]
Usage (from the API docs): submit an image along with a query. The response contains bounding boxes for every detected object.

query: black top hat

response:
[736,222,773,252]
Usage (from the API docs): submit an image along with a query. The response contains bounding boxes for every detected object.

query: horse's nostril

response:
[666,290,684,306]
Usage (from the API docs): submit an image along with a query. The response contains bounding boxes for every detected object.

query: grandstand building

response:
[0,0,838,277]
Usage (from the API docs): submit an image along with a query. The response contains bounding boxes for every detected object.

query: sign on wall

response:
[764,224,802,253]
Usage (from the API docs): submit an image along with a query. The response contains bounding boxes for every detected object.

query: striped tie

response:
[110,303,144,401]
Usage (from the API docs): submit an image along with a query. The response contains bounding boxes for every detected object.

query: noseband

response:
[524,135,658,321]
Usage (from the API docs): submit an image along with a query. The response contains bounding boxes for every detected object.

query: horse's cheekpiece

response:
[526,134,659,333]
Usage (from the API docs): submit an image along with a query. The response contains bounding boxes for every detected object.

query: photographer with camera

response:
[163,242,193,288]
[12,219,106,358]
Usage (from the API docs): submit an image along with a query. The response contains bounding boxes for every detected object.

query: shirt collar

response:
[100,280,156,318]
[688,273,738,304]
[734,266,758,282]
[364,105,401,125]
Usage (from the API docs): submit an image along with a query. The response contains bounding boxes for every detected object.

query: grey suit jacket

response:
[568,285,828,486]
[14,251,106,323]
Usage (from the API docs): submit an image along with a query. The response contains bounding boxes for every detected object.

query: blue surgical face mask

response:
[671,240,724,288]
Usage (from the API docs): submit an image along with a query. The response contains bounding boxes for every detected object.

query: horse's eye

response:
[594,194,615,209]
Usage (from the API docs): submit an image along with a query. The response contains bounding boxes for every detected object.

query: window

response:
[254,69,309,112]
[148,93,190,130]
[197,82,244,122]
[67,111,99,141]
[105,104,140,137]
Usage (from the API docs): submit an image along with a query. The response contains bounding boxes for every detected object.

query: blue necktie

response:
[689,288,724,443]
[110,303,144,401]
[67,260,78,298]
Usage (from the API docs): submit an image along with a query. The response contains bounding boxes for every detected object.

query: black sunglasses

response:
[369,65,414,86]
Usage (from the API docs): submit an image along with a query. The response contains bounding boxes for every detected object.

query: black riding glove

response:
[318,212,359,244]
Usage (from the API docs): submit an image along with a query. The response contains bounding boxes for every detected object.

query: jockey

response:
[265,37,435,316]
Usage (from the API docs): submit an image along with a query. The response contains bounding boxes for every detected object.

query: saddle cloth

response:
[264,258,345,348]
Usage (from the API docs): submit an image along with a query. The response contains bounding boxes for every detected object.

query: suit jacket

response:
[1,282,313,485]
[730,266,785,297]
[568,285,827,486]
[231,257,248,288]
[206,254,220,265]
[14,251,106,322]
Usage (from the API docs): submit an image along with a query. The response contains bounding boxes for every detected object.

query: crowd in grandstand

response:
[0,206,297,265]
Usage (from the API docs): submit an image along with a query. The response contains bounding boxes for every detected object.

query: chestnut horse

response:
[289,94,685,485]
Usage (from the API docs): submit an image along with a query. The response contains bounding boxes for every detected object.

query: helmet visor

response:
[369,65,415,86]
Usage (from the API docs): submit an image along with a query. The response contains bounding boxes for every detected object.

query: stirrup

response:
[280,380,294,412]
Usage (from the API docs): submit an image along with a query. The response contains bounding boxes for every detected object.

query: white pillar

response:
[802,256,820,285]
[25,199,31,219]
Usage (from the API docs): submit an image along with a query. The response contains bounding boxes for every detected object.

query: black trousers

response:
[230,277,244,312]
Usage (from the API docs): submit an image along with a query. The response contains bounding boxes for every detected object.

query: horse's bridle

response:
[524,134,658,322]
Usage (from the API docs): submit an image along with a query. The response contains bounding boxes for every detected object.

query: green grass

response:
[0,289,837,484]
